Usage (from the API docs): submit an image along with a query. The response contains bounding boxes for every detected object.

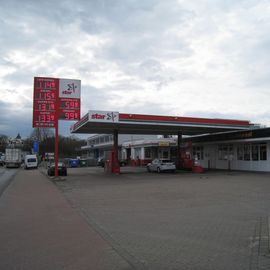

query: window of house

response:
[260,143,267,160]
[243,144,250,160]
[193,146,204,160]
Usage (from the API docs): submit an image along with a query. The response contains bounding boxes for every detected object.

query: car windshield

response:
[161,159,172,163]
[50,163,64,167]
[27,158,37,162]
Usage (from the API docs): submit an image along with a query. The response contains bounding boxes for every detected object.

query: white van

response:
[24,155,38,169]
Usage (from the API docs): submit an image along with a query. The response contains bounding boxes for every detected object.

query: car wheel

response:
[147,166,151,172]
[157,167,161,173]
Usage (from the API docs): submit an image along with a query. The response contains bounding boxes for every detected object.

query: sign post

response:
[55,120,59,177]
[33,77,81,177]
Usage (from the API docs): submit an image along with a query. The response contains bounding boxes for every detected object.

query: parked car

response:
[97,157,127,167]
[119,159,127,166]
[146,159,176,173]
[47,162,67,176]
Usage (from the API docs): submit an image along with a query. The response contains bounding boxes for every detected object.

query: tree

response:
[30,128,54,142]
[0,134,8,152]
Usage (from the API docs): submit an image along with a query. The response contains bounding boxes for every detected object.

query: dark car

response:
[47,162,67,176]
[119,159,127,166]
[97,157,127,167]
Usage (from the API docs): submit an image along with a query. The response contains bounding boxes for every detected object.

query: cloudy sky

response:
[1,0,270,138]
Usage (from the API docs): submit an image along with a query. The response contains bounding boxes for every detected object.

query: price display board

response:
[32,76,81,177]
[33,77,81,128]
[58,79,81,121]
[33,77,59,128]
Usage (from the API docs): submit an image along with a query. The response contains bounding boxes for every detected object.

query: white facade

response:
[194,138,270,172]
[82,134,159,159]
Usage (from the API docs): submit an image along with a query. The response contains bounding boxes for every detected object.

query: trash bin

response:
[70,159,78,168]
[79,159,87,167]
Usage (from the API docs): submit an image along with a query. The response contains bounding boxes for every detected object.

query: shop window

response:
[260,143,267,160]
[228,145,233,159]
[135,148,141,159]
[218,144,233,160]
[237,145,243,160]
[244,144,250,161]
[252,144,259,161]
[170,147,177,158]
[163,150,169,159]
[193,146,204,160]
[145,148,151,159]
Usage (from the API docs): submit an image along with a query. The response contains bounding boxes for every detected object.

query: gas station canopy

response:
[70,110,254,136]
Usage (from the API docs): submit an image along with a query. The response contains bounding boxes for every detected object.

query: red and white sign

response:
[89,110,119,122]
[33,77,81,128]
[59,79,81,98]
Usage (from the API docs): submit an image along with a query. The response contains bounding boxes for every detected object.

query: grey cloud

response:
[1,0,270,137]
[81,85,112,111]
[0,100,32,137]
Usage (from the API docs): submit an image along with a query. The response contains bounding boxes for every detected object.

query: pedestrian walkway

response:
[0,169,132,270]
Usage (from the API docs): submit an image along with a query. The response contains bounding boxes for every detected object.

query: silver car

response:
[146,159,176,173]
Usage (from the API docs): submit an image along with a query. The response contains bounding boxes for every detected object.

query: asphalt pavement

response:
[0,167,17,196]
[1,166,270,270]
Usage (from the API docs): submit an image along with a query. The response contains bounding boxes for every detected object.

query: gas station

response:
[32,77,259,175]
[71,110,254,173]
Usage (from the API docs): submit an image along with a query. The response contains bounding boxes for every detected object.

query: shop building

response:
[184,128,270,172]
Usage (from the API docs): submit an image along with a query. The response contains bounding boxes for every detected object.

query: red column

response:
[55,120,59,177]
[112,129,120,174]
[177,131,182,169]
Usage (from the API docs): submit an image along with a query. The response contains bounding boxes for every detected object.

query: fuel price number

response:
[33,77,58,128]
[59,98,80,121]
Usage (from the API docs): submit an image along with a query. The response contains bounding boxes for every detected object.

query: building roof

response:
[183,127,270,143]
[71,111,254,136]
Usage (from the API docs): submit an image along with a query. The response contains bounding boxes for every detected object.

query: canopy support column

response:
[112,129,120,174]
[177,132,182,169]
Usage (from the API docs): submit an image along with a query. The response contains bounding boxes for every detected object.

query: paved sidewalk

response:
[0,169,132,270]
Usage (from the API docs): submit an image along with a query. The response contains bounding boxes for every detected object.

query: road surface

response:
[0,167,18,196]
